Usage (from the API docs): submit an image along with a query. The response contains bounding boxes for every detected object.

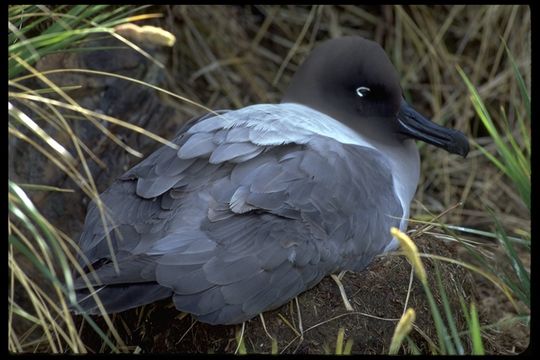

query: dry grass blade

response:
[9,184,127,352]
[272,5,318,86]
[9,103,76,164]
[13,68,220,129]
[8,79,108,169]
[331,274,354,311]
[403,252,517,310]
[10,91,177,152]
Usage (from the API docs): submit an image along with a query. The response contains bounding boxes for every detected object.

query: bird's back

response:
[74,104,403,324]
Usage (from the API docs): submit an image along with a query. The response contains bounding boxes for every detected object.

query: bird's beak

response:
[397,99,469,157]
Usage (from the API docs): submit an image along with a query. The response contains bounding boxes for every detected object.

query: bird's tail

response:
[72,282,173,315]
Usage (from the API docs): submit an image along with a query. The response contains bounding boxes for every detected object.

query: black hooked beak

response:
[397,99,469,157]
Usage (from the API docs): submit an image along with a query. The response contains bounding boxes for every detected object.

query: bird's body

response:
[74,37,468,324]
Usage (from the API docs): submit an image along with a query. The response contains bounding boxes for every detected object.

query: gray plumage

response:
[73,36,468,325]
[74,104,403,325]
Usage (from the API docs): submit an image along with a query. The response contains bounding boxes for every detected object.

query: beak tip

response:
[398,101,470,158]
[455,135,470,158]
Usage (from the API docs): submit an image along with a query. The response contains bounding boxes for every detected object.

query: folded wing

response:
[75,105,402,324]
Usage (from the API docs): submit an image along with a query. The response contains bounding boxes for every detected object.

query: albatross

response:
[74,36,469,325]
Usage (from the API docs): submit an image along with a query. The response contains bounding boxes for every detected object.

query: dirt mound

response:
[78,234,475,354]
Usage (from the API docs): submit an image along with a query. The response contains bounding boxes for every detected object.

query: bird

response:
[73,36,469,325]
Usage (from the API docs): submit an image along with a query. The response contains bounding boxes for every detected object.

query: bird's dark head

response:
[282,36,469,157]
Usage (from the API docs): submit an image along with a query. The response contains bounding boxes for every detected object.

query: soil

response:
[77,234,476,354]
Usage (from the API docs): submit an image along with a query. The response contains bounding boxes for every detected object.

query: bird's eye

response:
[356,86,371,97]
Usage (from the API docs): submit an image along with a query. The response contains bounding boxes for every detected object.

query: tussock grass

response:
[9,5,529,354]
[8,5,176,353]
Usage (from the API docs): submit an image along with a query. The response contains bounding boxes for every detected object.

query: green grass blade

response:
[457,65,530,211]
[271,338,278,354]
[9,27,111,78]
[343,338,353,355]
[434,263,464,354]
[504,43,530,121]
[490,212,530,308]
[41,5,93,34]
[422,284,455,354]
[9,234,120,353]
[470,303,484,355]
[9,15,49,45]
[438,223,529,246]
[10,181,76,303]
[406,337,421,355]
[235,327,247,354]
[335,327,344,354]
[499,109,529,178]
[517,114,531,158]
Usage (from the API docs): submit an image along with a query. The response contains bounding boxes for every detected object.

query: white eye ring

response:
[356,86,371,97]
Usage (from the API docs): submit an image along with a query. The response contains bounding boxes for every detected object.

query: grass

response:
[8,181,125,353]
[8,4,530,354]
[8,5,178,353]
[394,81,531,352]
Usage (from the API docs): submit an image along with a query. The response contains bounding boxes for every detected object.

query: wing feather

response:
[74,105,403,324]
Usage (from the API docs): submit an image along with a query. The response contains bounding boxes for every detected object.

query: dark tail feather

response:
[73,283,173,315]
